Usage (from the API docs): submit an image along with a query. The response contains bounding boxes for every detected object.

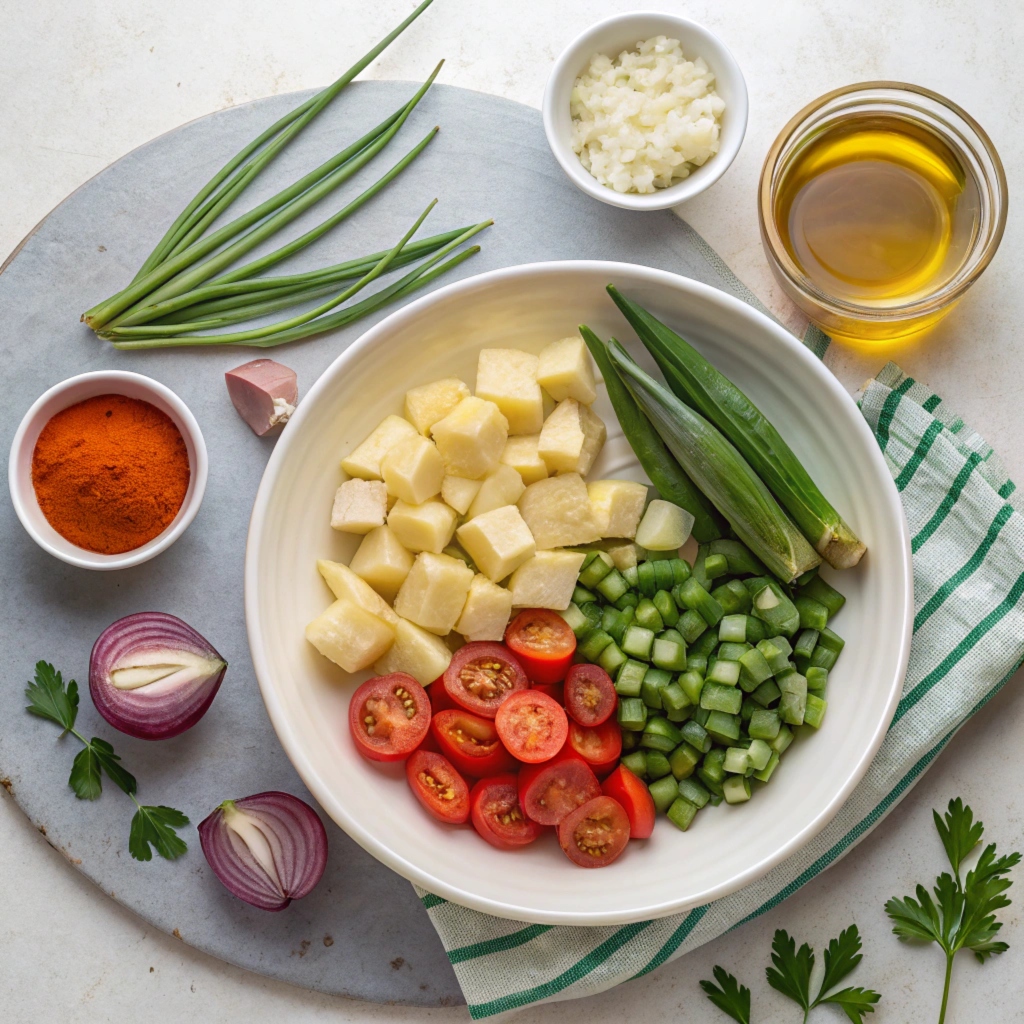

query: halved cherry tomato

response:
[601,764,656,839]
[504,609,577,684]
[431,709,518,778]
[566,720,622,777]
[429,679,460,714]
[469,774,542,849]
[518,751,601,825]
[557,795,631,868]
[564,664,617,727]
[406,750,470,824]
[495,690,568,764]
[530,680,565,705]
[348,673,430,762]
[443,642,529,718]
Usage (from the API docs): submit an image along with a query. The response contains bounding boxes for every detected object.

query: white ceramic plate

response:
[245,262,912,926]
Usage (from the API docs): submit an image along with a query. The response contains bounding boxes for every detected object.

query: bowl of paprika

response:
[8,370,208,570]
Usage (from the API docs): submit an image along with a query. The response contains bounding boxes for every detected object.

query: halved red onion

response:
[90,612,227,740]
[198,792,328,911]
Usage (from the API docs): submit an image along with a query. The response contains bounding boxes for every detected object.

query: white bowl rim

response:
[8,369,208,570]
[542,12,749,211]
[245,259,913,925]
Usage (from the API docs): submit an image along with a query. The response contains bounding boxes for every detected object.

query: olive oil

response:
[775,114,979,308]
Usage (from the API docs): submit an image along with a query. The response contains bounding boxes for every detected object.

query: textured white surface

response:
[2,0,1022,1020]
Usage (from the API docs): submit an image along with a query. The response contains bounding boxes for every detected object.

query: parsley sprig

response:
[701,924,880,1024]
[885,798,1020,1024]
[26,661,189,861]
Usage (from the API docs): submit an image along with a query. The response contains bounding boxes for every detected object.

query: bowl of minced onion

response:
[543,12,748,211]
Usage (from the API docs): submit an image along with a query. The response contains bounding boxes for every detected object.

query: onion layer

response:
[198,791,328,911]
[90,612,227,740]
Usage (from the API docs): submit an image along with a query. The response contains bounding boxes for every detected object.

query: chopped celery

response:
[653,560,676,592]
[723,747,750,774]
[678,609,708,643]
[670,559,692,585]
[716,641,752,663]
[678,669,705,706]
[618,698,647,731]
[798,574,847,616]
[707,660,741,687]
[641,668,673,709]
[700,747,727,784]
[653,589,680,627]
[806,666,828,693]
[749,578,801,636]
[675,577,724,627]
[804,693,827,728]
[753,751,781,782]
[795,595,829,631]
[622,625,655,660]
[712,578,753,616]
[757,636,793,675]
[622,564,640,588]
[810,645,839,671]
[559,602,590,637]
[669,741,701,779]
[615,659,648,697]
[817,626,845,653]
[739,647,773,690]
[704,552,729,579]
[748,708,782,740]
[635,598,664,632]
[681,718,712,753]
[620,749,647,777]
[666,796,699,830]
[793,628,819,660]
[641,716,684,752]
[723,775,752,804]
[636,560,657,597]
[719,614,748,643]
[751,679,782,708]
[770,724,794,755]
[578,551,613,589]
[661,682,691,713]
[572,584,597,606]
[705,710,742,744]
[649,775,680,813]
[746,739,773,771]
[686,653,709,676]
[578,628,614,661]
[645,749,672,780]
[598,641,628,677]
[709,538,768,576]
[677,776,711,808]
[595,568,628,602]
[652,637,688,672]
[700,681,742,714]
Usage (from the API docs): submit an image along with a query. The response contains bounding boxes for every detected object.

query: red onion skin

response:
[198,792,329,912]
[90,612,227,740]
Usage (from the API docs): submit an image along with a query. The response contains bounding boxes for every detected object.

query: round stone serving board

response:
[0,81,758,1004]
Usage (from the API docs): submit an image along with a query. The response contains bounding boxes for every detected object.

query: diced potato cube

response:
[441,474,482,515]
[467,464,525,519]
[517,473,601,549]
[636,499,695,550]
[316,558,398,625]
[329,478,388,534]
[380,434,444,505]
[455,574,515,641]
[404,377,471,435]
[601,540,642,571]
[348,525,413,601]
[387,499,458,554]
[537,335,598,404]
[305,599,395,672]
[373,617,452,685]
[431,397,508,479]
[456,505,536,582]
[340,415,418,480]
[537,399,607,475]
[394,552,474,635]
[500,435,548,486]
[475,349,544,435]
[508,550,587,610]
[587,479,650,539]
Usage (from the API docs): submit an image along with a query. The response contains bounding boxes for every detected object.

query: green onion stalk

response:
[83,0,491,351]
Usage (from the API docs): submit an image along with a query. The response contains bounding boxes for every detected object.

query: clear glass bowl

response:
[758,82,1007,344]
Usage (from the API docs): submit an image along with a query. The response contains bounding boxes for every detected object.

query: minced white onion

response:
[570,35,726,194]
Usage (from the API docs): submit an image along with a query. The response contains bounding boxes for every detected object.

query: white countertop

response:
[2,1,1022,1020]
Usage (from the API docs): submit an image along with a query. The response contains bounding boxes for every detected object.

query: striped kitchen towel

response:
[416,355,1024,1018]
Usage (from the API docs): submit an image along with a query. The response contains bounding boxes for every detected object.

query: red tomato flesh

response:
[406,750,470,824]
[495,690,569,764]
[504,609,577,684]
[530,680,565,706]
[429,679,460,714]
[557,795,631,868]
[518,752,601,826]
[566,720,622,777]
[469,774,542,849]
[349,673,430,762]
[430,709,518,778]
[564,664,617,727]
[443,642,529,718]
[601,765,656,839]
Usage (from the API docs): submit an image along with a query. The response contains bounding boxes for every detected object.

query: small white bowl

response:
[8,371,208,570]
[542,12,749,211]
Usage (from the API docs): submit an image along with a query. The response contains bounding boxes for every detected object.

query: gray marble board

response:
[0,81,756,1005]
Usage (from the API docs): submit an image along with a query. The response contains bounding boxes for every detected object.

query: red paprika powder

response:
[31,394,191,555]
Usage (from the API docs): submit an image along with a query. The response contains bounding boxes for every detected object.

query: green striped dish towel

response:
[416,357,1024,1019]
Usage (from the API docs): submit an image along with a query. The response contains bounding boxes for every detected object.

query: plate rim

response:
[245,259,913,925]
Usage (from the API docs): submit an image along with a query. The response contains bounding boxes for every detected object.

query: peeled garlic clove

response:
[90,612,227,740]
[198,792,328,911]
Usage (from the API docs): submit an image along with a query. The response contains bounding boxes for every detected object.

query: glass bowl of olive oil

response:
[759,82,1006,344]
